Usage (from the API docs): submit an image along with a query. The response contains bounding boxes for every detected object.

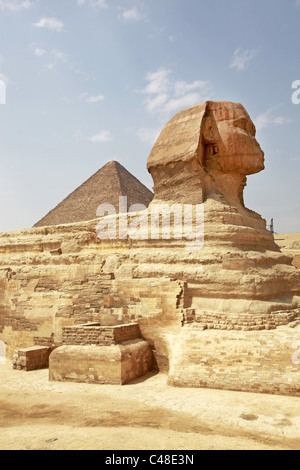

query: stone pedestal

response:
[49,322,154,385]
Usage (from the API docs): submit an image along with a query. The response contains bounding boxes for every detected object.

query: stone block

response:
[12,346,52,371]
[62,322,141,346]
[49,339,154,385]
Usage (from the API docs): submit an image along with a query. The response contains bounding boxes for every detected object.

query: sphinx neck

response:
[207,170,247,209]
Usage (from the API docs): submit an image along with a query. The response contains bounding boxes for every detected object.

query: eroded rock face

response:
[0,101,300,395]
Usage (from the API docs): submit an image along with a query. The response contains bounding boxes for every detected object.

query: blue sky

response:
[0,0,299,233]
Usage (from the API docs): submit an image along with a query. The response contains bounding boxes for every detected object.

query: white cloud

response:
[164,92,207,115]
[0,72,8,103]
[143,68,171,95]
[78,0,107,7]
[119,6,147,22]
[0,72,9,84]
[45,63,55,71]
[255,105,292,132]
[78,92,88,100]
[140,67,213,118]
[148,26,165,40]
[34,48,46,57]
[91,0,107,7]
[174,80,211,97]
[0,0,33,11]
[86,94,105,103]
[79,92,105,103]
[87,130,113,143]
[229,47,260,71]
[144,93,169,114]
[41,50,68,71]
[32,46,89,79]
[52,50,68,63]
[33,17,65,33]
[137,127,160,145]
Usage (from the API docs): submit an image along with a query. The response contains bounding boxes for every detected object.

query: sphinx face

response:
[203,103,265,175]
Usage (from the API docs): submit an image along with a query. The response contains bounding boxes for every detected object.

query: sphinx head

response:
[147,101,264,207]
[200,101,264,175]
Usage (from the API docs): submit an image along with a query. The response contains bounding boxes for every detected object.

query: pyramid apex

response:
[101,160,124,171]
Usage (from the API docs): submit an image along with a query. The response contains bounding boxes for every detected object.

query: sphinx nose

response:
[254,138,264,155]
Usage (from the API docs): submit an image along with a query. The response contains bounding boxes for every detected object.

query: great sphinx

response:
[145,101,300,392]
[0,101,299,395]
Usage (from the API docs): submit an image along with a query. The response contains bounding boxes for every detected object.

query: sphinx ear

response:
[197,115,219,168]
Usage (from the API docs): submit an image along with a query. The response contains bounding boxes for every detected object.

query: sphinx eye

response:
[234,117,247,129]
[248,122,256,136]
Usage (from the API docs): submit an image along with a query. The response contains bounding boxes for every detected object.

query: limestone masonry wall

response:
[182,308,300,331]
[62,323,141,346]
[0,231,184,371]
[168,325,300,396]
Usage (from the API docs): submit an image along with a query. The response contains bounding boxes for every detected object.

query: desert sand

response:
[1,359,300,451]
[275,233,300,269]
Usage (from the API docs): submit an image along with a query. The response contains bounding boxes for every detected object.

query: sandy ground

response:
[0,360,300,451]
[275,232,300,248]
[275,232,300,268]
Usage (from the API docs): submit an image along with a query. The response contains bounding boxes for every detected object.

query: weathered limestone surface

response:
[275,233,300,269]
[62,322,142,346]
[49,340,153,385]
[168,326,300,396]
[0,101,300,394]
[49,323,154,385]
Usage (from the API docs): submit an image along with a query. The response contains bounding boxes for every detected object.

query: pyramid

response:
[34,161,154,227]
